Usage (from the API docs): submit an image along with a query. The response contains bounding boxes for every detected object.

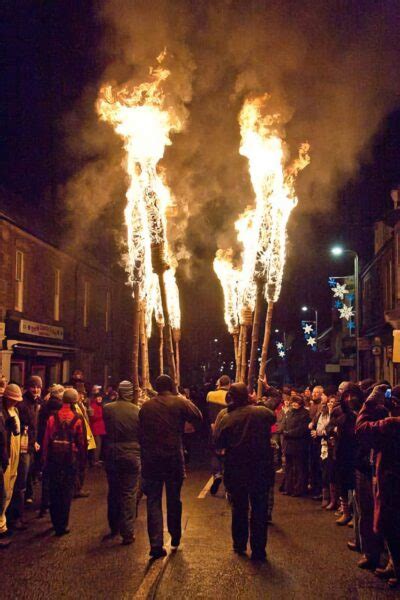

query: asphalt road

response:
[1,445,397,600]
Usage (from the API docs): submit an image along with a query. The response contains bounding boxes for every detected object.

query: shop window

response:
[15,250,24,311]
[83,281,89,328]
[54,269,61,321]
[105,289,111,333]
[10,360,25,385]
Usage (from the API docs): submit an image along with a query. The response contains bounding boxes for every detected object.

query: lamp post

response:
[331,246,360,381]
[301,306,318,340]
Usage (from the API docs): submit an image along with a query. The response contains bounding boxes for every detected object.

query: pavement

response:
[1,443,398,600]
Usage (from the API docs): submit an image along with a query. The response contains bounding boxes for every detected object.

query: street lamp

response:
[301,305,318,338]
[330,245,360,381]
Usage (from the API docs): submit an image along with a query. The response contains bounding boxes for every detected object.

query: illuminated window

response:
[15,250,24,311]
[54,269,61,321]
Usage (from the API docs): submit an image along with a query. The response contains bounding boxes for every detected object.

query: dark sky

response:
[1,1,400,381]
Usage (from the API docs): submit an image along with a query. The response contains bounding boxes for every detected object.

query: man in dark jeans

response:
[103,380,141,545]
[139,375,202,559]
[214,383,276,561]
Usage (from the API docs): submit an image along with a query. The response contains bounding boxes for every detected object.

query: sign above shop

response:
[19,319,64,341]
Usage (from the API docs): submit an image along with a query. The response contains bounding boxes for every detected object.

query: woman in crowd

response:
[280,394,310,497]
[89,392,106,466]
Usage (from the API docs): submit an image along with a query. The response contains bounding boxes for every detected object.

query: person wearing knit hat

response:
[41,386,85,536]
[280,394,310,498]
[103,380,141,545]
[118,380,134,403]
[0,384,22,543]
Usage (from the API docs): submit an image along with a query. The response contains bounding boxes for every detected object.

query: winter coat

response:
[138,392,202,480]
[89,400,106,437]
[0,411,8,471]
[42,404,86,467]
[103,399,140,465]
[214,403,276,491]
[19,391,40,453]
[280,407,310,457]
[37,397,62,449]
[356,395,400,535]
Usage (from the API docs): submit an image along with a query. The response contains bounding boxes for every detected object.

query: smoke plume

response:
[63,0,400,269]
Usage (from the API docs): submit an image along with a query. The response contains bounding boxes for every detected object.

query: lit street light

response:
[301,305,318,339]
[330,245,360,381]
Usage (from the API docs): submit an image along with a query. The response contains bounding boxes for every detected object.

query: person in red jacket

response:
[42,388,85,536]
[89,393,106,466]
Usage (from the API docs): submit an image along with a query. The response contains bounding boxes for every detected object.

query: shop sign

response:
[325,363,341,373]
[19,319,64,340]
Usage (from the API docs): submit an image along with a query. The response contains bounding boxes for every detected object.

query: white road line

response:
[133,541,172,599]
[197,476,214,499]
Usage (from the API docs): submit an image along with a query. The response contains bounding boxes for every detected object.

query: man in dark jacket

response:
[214,383,276,561]
[280,395,310,497]
[103,380,140,545]
[356,384,400,588]
[139,375,202,559]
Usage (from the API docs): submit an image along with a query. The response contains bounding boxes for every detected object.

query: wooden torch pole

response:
[236,325,243,382]
[240,308,253,384]
[247,281,264,393]
[173,329,181,388]
[232,327,239,373]
[158,323,164,375]
[132,283,141,404]
[257,302,274,399]
[152,243,177,385]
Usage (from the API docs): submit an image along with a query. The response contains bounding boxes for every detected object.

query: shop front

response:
[2,315,75,388]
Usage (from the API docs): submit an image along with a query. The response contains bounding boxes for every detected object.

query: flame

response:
[164,267,181,331]
[238,95,310,303]
[214,95,310,334]
[213,249,241,333]
[96,56,181,299]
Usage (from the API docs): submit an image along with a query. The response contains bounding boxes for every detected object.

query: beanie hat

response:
[218,375,231,388]
[63,388,78,404]
[27,375,43,388]
[49,384,65,400]
[118,380,134,402]
[229,383,249,406]
[4,383,23,403]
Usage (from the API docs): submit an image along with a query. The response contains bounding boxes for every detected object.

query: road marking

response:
[133,541,172,599]
[197,476,214,499]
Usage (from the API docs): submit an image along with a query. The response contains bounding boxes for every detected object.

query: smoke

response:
[62,0,400,271]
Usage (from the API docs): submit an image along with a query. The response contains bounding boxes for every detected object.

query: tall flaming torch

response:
[165,268,182,386]
[213,249,241,375]
[239,96,310,398]
[97,55,181,388]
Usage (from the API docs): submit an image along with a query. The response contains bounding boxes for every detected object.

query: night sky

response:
[2,1,400,384]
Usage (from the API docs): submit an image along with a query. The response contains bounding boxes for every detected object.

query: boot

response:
[336,499,352,526]
[321,488,329,509]
[325,484,338,511]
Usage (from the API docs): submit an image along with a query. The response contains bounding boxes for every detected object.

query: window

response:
[54,269,61,321]
[83,281,89,328]
[105,289,111,333]
[15,250,24,311]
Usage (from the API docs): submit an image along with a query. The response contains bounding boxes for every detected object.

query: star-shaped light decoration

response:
[333,283,349,300]
[303,323,314,335]
[339,304,354,321]
[348,293,355,302]
[328,277,337,288]
[276,342,284,350]
[347,320,355,331]
[279,350,286,358]
[335,300,343,309]
[306,336,316,347]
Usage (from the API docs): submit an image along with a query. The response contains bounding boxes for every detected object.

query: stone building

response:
[0,211,133,388]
